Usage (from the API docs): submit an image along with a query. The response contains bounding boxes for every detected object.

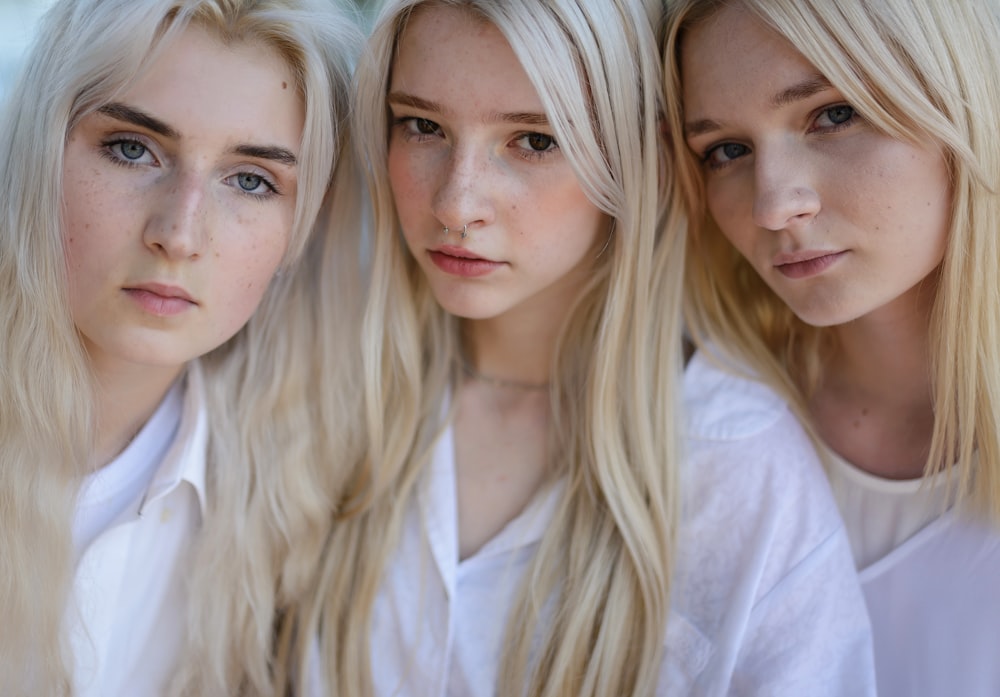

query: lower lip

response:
[775,252,846,279]
[428,251,504,278]
[124,288,196,316]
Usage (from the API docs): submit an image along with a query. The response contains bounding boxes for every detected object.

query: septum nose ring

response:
[442,224,468,240]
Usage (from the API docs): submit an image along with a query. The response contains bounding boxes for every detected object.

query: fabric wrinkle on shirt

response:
[67,362,208,697]
[351,351,876,697]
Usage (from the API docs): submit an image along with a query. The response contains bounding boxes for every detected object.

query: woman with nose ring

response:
[278,1,876,695]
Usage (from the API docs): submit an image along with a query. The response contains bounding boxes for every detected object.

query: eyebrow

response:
[97,102,298,167]
[684,75,835,139]
[98,102,178,138]
[770,75,833,107]
[387,91,439,112]
[387,91,550,127]
[232,144,298,167]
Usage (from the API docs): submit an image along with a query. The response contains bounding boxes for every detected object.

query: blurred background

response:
[0,0,54,101]
[0,0,382,102]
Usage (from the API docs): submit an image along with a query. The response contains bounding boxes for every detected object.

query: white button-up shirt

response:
[67,364,207,697]
[313,353,876,695]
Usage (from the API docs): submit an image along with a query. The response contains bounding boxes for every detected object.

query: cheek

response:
[705,182,750,252]
[387,144,426,216]
[214,230,288,324]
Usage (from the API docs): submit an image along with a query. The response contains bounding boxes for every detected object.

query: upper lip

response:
[126,282,197,304]
[772,249,844,267]
[431,245,495,262]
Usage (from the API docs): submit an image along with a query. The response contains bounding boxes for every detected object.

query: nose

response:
[143,172,209,260]
[751,146,820,231]
[430,144,494,232]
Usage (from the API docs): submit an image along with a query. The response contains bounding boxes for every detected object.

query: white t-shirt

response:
[828,451,1000,697]
[66,364,208,697]
[311,353,875,695]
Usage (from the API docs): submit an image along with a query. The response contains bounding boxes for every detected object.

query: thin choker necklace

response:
[461,359,550,392]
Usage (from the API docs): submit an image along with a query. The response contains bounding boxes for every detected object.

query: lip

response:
[428,246,504,278]
[123,282,198,316]
[773,250,847,280]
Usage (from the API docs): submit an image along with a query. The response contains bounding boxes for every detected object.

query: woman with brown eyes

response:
[271,1,875,695]
[0,0,362,694]
[663,0,1000,694]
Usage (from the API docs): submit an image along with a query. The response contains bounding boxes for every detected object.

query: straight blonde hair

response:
[0,0,363,694]
[662,0,1000,518]
[285,1,686,695]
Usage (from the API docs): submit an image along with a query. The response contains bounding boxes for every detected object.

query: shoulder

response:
[682,349,792,441]
[679,350,836,549]
[671,353,875,692]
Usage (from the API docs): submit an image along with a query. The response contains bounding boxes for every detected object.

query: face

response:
[386,4,608,324]
[681,4,951,328]
[62,24,303,375]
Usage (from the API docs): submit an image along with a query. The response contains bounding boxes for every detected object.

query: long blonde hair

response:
[288,1,686,695]
[0,0,363,694]
[662,0,1000,517]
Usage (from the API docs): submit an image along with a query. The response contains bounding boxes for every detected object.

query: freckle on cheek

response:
[282,81,287,90]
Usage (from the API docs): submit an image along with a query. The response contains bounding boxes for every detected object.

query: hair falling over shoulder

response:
[282,1,687,696]
[663,0,1000,518]
[0,0,365,694]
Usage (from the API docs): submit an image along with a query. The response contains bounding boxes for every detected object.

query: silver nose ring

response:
[442,224,468,239]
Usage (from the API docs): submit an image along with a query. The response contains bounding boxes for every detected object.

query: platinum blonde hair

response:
[0,0,363,694]
[663,0,1000,515]
[285,1,686,695]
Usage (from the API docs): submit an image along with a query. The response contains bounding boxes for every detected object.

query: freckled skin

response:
[681,4,951,329]
[62,24,304,374]
[386,5,609,325]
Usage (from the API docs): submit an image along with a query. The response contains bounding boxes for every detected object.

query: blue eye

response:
[704,141,750,168]
[237,173,263,192]
[119,141,147,160]
[101,137,157,167]
[226,171,278,197]
[814,105,856,130]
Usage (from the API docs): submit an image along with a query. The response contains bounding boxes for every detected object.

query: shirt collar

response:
[139,360,208,515]
[417,421,563,578]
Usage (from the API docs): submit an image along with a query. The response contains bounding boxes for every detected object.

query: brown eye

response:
[525,133,554,151]
[415,118,439,134]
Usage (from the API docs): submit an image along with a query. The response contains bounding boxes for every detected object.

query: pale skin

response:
[387,5,608,558]
[682,5,950,479]
[62,25,303,470]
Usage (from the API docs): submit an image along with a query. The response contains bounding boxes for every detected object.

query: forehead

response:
[680,4,819,114]
[390,4,545,116]
[117,23,303,143]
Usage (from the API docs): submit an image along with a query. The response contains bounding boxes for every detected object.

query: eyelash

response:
[699,103,859,171]
[98,136,281,198]
[391,116,559,162]
[393,116,442,142]
[100,136,157,169]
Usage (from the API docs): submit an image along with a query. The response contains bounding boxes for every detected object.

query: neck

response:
[88,356,184,472]
[463,311,561,389]
[811,282,936,478]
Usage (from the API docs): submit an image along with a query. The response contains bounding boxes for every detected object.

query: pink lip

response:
[773,250,847,279]
[123,282,197,316]
[428,246,504,278]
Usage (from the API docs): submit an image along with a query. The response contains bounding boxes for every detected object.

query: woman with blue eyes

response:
[0,0,362,694]
[279,0,874,694]
[664,0,1000,694]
